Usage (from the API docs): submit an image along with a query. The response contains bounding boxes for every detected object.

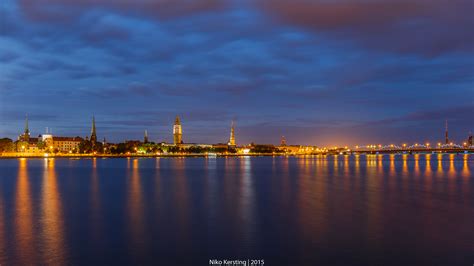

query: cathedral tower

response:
[228,121,236,146]
[19,115,30,141]
[90,116,97,144]
[173,116,182,145]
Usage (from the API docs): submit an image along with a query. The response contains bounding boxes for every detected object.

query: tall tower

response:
[468,131,473,146]
[228,121,236,146]
[90,116,97,144]
[173,116,182,145]
[20,115,30,141]
[144,130,149,143]
[445,120,449,144]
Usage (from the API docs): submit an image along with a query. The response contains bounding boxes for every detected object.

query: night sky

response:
[1,0,473,146]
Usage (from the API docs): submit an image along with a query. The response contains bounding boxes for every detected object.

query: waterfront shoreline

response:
[1,151,472,159]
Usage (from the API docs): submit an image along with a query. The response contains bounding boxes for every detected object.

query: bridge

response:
[353,144,474,154]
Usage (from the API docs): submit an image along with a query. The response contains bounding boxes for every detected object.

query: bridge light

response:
[438,142,441,146]
[403,143,407,147]
[450,142,453,146]
[426,143,430,146]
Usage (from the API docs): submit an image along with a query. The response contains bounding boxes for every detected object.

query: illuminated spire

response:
[173,115,182,145]
[144,130,149,143]
[228,121,236,146]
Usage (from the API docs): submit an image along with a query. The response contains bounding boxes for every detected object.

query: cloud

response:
[18,0,228,23]
[360,105,474,127]
[257,0,474,56]
[0,50,20,63]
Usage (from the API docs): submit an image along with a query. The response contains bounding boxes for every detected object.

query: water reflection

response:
[171,158,190,250]
[238,157,256,244]
[90,158,102,244]
[1,155,473,265]
[127,159,146,258]
[15,159,35,264]
[40,158,66,264]
[0,179,5,263]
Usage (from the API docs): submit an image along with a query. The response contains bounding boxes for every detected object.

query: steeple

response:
[90,116,97,143]
[228,121,236,146]
[24,114,30,135]
[144,130,149,143]
[19,114,30,142]
[173,115,183,145]
[445,120,449,144]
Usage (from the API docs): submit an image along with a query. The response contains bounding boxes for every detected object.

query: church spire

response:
[445,120,449,144]
[24,114,30,135]
[19,114,30,142]
[173,115,182,145]
[90,116,97,143]
[228,120,236,146]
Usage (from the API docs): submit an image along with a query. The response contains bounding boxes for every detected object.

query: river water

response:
[0,155,472,265]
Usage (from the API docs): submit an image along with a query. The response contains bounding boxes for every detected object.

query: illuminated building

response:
[468,131,473,146]
[43,136,83,153]
[144,130,149,144]
[173,116,183,145]
[16,115,40,153]
[228,121,236,147]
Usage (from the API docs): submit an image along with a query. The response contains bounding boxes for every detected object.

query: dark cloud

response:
[361,105,474,127]
[257,0,474,56]
[0,50,20,63]
[18,0,228,23]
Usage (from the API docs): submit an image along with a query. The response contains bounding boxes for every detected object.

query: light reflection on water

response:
[41,158,67,264]
[0,155,472,265]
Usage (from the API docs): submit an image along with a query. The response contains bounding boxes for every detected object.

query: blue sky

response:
[0,0,473,146]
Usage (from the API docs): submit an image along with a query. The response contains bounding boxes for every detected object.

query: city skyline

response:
[5,114,473,148]
[1,0,473,145]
